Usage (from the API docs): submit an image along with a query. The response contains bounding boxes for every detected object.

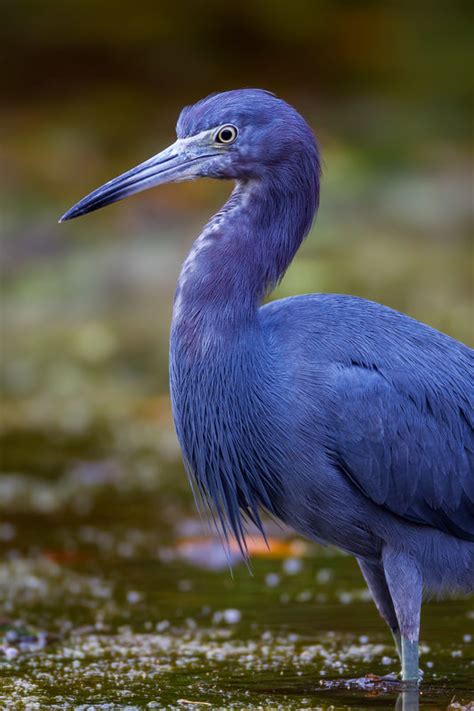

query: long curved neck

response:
[172,167,319,337]
[169,161,319,549]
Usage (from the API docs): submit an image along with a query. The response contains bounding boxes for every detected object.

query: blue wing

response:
[262,294,474,542]
[331,363,474,541]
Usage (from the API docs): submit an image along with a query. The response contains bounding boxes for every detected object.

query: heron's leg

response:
[382,547,422,683]
[357,558,402,661]
[395,688,419,711]
[391,629,402,661]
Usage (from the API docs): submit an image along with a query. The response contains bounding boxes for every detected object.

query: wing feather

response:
[332,364,474,541]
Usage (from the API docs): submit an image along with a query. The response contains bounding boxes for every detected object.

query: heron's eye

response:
[214,125,238,145]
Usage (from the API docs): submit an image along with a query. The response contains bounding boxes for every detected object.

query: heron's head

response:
[60,89,319,222]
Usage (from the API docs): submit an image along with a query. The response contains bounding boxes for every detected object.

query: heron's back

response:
[261,293,474,545]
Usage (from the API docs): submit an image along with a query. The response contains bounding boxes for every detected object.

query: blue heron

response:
[61,89,473,683]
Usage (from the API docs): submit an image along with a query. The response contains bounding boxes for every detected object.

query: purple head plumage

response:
[60,89,320,223]
[177,89,320,182]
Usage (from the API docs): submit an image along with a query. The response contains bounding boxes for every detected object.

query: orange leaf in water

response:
[42,550,90,564]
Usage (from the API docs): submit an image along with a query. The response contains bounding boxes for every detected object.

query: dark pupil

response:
[220,128,233,142]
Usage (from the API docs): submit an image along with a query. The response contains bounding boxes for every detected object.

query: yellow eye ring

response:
[215,125,238,145]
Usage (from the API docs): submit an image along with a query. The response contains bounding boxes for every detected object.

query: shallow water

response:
[0,426,473,710]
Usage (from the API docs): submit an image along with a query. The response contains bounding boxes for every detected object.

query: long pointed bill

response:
[59,137,214,222]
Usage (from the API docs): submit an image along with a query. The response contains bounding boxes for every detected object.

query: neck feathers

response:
[170,148,320,550]
[173,149,320,328]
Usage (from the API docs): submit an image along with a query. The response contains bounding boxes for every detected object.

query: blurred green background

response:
[0,1,473,707]
[2,0,473,432]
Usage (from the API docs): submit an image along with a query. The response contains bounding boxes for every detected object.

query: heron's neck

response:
[172,172,318,335]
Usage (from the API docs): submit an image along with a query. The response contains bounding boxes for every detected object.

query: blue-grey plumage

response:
[61,89,474,683]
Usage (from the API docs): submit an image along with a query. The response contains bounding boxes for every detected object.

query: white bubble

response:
[265,573,280,588]
[316,568,332,584]
[222,609,241,624]
[126,590,142,604]
[283,558,303,575]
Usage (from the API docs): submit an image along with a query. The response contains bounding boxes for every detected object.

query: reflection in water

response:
[1,429,473,707]
[319,676,422,710]
[396,688,419,711]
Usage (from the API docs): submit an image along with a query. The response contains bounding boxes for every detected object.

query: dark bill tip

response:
[58,141,212,226]
[59,209,78,223]
[58,143,186,225]
[59,198,109,223]
[58,177,142,224]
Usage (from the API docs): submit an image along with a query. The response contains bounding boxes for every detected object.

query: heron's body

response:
[62,89,474,682]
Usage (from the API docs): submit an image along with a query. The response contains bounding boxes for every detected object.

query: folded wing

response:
[332,364,474,541]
